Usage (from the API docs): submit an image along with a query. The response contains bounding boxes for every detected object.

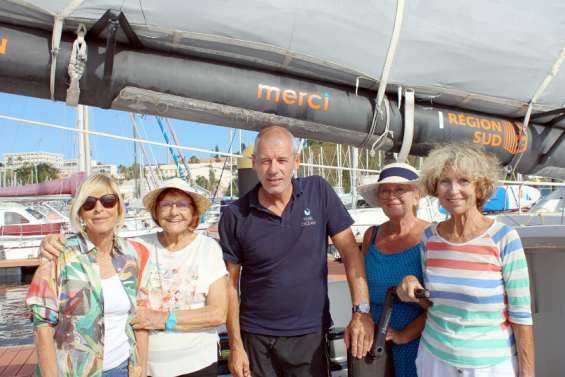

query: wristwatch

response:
[165,310,177,331]
[352,303,370,314]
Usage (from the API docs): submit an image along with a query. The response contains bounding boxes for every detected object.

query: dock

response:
[0,346,36,377]
[0,259,40,269]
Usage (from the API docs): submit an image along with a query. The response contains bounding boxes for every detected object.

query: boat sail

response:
[0,1,565,178]
[0,172,85,198]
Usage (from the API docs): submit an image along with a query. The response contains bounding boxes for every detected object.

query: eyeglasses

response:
[157,200,193,211]
[377,187,412,199]
[81,194,119,211]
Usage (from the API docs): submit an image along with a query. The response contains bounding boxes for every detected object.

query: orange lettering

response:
[257,84,281,102]
[283,90,297,105]
[447,113,458,125]
[491,121,502,132]
[485,133,493,145]
[0,38,6,55]
[257,84,329,111]
[458,114,466,126]
[473,131,481,144]
[298,92,307,106]
[308,94,322,110]
[480,119,491,131]
[492,134,502,147]
[466,116,479,128]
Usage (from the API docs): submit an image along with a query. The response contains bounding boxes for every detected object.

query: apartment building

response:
[3,151,64,169]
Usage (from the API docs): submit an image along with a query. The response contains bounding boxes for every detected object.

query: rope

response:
[397,89,415,163]
[508,45,565,176]
[50,16,64,101]
[357,95,392,153]
[49,0,86,100]
[357,0,405,152]
[369,98,392,157]
[375,0,405,109]
[66,24,88,106]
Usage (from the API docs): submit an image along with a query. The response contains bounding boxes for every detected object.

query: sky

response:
[0,92,259,166]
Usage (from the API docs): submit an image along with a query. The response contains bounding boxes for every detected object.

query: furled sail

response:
[0,172,85,197]
[1,1,565,177]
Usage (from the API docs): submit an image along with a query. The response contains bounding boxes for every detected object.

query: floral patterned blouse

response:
[26,233,140,377]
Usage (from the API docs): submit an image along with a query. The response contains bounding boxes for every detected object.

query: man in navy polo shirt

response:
[220,126,373,377]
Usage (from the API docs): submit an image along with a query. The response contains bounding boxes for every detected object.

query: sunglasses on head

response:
[81,194,119,211]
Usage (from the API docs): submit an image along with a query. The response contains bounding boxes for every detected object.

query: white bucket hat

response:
[358,162,419,207]
[143,178,211,215]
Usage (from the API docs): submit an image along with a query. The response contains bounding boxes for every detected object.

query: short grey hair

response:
[254,125,297,156]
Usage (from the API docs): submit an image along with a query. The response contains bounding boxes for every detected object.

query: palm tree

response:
[36,163,60,182]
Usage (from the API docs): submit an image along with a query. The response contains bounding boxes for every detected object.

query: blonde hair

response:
[150,188,200,231]
[69,174,125,236]
[419,144,502,209]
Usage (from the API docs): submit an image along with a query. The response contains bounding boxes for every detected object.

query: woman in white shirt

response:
[131,178,228,377]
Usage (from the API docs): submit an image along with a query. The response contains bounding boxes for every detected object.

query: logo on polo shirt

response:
[301,208,316,227]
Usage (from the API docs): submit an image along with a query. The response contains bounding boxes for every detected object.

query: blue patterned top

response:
[365,226,424,377]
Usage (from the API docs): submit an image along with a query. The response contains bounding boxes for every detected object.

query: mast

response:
[132,117,140,198]
[229,129,233,198]
[336,144,343,193]
[77,105,91,175]
[351,147,358,209]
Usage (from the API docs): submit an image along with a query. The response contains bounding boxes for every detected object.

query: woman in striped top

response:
[397,144,535,377]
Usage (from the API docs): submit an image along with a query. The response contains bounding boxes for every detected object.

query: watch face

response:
[354,303,370,313]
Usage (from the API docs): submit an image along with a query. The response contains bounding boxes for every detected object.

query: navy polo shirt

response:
[219,176,354,336]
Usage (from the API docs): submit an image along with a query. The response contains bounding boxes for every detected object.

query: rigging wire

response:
[211,131,237,203]
[0,114,380,174]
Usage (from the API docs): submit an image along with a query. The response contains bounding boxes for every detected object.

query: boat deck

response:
[0,346,36,377]
[328,260,346,281]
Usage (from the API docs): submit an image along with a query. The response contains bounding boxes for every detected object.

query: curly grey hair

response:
[419,144,502,209]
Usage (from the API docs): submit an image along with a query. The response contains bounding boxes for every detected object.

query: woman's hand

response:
[397,275,424,302]
[40,234,66,260]
[386,328,408,345]
[131,308,167,330]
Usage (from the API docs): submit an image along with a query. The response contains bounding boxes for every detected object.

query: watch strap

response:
[165,310,177,331]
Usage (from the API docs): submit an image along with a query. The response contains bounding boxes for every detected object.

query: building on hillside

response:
[59,159,116,177]
[91,163,117,177]
[144,158,235,196]
[59,159,79,177]
[3,151,64,169]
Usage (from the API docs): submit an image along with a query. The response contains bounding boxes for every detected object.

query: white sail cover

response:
[1,0,564,118]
